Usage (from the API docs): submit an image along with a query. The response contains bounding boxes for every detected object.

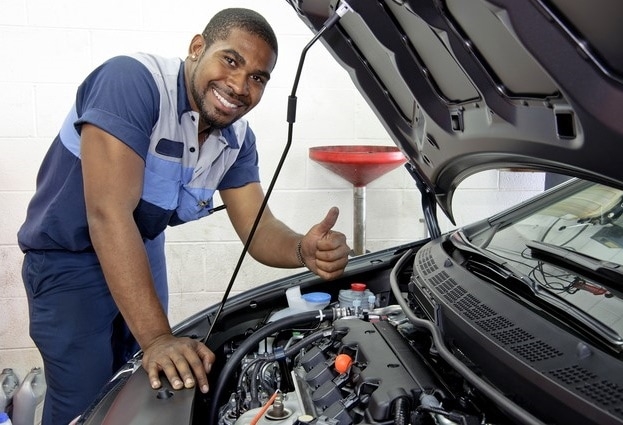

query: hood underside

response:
[287,0,623,221]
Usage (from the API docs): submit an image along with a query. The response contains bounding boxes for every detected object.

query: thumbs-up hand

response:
[301,207,350,280]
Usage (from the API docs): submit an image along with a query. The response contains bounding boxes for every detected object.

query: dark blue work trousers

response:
[21,234,168,425]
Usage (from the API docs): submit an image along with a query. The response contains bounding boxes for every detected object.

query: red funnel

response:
[309,145,407,255]
[309,145,406,187]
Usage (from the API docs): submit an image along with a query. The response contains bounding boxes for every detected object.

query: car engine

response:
[214,304,489,425]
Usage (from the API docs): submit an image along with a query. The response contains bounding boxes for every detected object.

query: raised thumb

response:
[316,206,340,236]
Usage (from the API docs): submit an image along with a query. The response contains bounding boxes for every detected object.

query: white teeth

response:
[213,89,239,109]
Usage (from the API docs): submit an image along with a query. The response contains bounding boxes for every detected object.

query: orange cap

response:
[334,353,353,374]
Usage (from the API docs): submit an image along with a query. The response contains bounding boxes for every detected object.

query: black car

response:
[76,1,623,424]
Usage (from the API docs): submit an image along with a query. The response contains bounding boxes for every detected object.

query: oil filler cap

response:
[334,353,353,374]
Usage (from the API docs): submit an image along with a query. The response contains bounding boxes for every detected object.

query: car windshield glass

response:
[479,181,623,336]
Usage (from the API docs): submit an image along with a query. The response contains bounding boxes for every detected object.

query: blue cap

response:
[302,292,331,303]
[0,412,9,422]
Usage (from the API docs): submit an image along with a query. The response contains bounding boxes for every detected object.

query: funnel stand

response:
[353,186,366,255]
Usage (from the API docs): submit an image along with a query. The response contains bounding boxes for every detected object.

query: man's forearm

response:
[89,217,171,349]
[247,216,304,268]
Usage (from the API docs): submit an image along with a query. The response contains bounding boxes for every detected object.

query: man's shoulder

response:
[122,53,182,75]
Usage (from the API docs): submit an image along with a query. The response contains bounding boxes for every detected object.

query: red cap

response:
[351,283,367,291]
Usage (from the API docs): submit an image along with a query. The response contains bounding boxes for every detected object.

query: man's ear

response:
[187,34,205,60]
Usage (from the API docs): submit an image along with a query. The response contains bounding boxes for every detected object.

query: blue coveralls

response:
[17,53,260,425]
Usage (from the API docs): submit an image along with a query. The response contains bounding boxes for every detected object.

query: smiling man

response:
[188,27,275,130]
[17,8,350,425]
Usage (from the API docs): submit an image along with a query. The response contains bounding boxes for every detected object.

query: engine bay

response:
[203,244,506,425]
[214,306,493,425]
[204,238,623,425]
[78,240,623,425]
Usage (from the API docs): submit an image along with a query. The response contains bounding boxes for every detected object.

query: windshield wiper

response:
[526,240,623,350]
[450,232,623,350]
[526,240,623,298]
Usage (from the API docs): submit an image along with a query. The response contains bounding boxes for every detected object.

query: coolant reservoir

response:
[338,283,374,308]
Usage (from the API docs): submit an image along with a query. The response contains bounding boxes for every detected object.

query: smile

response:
[212,88,241,110]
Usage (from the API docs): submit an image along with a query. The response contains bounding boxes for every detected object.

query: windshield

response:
[477,181,623,337]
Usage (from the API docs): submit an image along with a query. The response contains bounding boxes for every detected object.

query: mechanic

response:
[17,8,350,425]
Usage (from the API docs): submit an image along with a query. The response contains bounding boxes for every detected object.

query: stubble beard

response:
[191,72,238,131]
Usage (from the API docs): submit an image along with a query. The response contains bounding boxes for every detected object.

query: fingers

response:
[313,232,350,280]
[316,232,348,254]
[314,251,349,279]
[194,344,216,393]
[147,367,163,391]
[302,207,350,279]
[143,335,215,394]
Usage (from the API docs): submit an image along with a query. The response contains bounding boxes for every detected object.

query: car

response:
[75,0,623,424]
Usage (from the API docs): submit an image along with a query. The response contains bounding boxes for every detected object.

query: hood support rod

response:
[405,162,441,239]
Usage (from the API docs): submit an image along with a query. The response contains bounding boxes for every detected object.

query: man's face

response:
[188,28,277,130]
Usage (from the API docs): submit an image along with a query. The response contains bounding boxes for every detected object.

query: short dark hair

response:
[202,8,278,56]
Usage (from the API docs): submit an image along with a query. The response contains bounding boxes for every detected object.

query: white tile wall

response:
[0,0,544,381]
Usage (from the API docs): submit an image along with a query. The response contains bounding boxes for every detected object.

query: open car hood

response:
[287,0,623,222]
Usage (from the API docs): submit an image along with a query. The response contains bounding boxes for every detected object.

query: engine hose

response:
[237,357,265,391]
[393,396,410,425]
[270,327,334,361]
[208,308,335,424]
[249,360,264,408]
[237,327,332,411]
